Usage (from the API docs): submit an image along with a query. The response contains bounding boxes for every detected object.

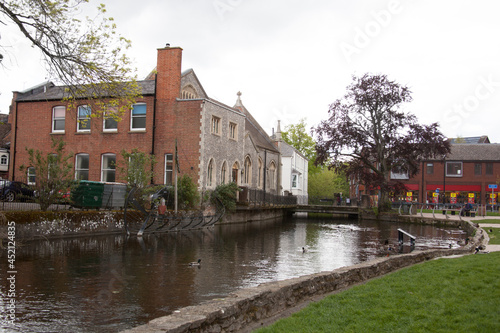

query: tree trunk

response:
[378,190,391,212]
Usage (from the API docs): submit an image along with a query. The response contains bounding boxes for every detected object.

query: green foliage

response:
[177,175,199,209]
[308,168,349,198]
[119,149,156,188]
[257,252,500,332]
[281,118,316,161]
[208,182,240,212]
[281,118,323,176]
[19,138,75,211]
[150,175,199,210]
[0,0,141,119]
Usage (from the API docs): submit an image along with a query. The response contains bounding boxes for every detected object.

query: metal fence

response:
[239,188,299,207]
[0,189,304,212]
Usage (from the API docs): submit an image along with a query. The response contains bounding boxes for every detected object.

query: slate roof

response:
[15,80,155,102]
[232,103,279,153]
[428,144,500,161]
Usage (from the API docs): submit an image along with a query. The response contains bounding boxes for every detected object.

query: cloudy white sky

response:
[1,0,499,142]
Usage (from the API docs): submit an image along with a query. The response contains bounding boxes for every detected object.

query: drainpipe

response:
[12,99,19,181]
[421,161,425,203]
[151,74,158,184]
[263,150,267,203]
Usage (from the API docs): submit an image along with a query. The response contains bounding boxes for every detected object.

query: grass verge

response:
[255,252,500,332]
[476,219,500,224]
[485,228,500,245]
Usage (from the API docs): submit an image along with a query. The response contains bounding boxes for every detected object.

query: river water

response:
[1,216,467,332]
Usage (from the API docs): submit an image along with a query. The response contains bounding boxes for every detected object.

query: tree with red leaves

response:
[314,73,450,211]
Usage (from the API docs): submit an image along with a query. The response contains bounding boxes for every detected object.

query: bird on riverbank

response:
[189,259,201,266]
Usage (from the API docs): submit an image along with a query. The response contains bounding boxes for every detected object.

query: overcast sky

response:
[1,0,499,142]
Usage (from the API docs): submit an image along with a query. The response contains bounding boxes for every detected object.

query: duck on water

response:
[189,259,202,266]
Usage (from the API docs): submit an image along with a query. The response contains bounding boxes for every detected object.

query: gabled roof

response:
[279,140,308,160]
[180,69,209,99]
[233,93,279,154]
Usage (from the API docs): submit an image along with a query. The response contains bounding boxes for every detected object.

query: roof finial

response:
[276,120,282,141]
[235,91,243,107]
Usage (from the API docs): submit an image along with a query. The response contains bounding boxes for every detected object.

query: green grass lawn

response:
[485,227,500,245]
[419,209,500,217]
[476,219,500,224]
[255,252,500,333]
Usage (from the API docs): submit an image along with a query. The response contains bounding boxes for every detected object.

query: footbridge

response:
[290,205,360,217]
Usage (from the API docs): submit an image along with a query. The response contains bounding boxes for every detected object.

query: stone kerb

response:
[122,222,483,333]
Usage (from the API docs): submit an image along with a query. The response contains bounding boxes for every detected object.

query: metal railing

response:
[394,201,491,221]
[238,188,299,207]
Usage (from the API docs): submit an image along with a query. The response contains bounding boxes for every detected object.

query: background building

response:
[351,137,500,206]
[8,46,281,195]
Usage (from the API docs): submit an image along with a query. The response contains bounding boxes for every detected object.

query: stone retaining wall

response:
[122,222,486,333]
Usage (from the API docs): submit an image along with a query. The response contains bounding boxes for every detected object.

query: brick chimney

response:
[156,44,183,100]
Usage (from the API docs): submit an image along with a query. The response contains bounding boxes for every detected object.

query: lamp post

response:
[442,155,446,208]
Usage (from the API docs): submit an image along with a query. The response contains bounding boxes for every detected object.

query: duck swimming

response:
[189,259,202,266]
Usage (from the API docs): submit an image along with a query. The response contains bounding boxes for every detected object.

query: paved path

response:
[417,212,500,252]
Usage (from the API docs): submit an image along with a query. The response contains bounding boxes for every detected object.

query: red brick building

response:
[8,46,281,193]
[351,141,500,206]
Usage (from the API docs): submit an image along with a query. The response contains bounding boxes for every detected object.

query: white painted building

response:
[273,121,308,204]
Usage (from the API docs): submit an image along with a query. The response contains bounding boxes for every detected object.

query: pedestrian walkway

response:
[418,212,500,252]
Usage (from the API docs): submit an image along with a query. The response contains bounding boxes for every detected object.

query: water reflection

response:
[0,217,467,332]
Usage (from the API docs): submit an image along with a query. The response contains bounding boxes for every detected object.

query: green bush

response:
[208,182,240,212]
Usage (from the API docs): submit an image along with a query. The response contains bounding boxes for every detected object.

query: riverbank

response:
[0,206,288,242]
[120,218,488,333]
[254,251,500,332]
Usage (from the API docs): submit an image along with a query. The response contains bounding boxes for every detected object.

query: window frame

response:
[446,161,463,177]
[207,159,214,187]
[390,165,409,180]
[426,163,434,175]
[164,153,173,185]
[244,156,252,184]
[130,103,147,131]
[221,161,227,184]
[75,153,90,181]
[52,106,66,133]
[103,108,119,132]
[292,174,298,188]
[474,163,482,176]
[77,105,91,132]
[101,153,116,182]
[27,167,36,185]
[211,116,221,135]
[486,163,493,175]
[229,122,237,140]
[0,154,8,166]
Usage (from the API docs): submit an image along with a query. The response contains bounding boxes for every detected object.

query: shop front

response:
[425,184,481,205]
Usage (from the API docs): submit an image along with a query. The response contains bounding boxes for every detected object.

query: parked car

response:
[0,181,35,202]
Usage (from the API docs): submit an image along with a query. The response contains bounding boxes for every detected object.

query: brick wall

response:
[10,97,155,182]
